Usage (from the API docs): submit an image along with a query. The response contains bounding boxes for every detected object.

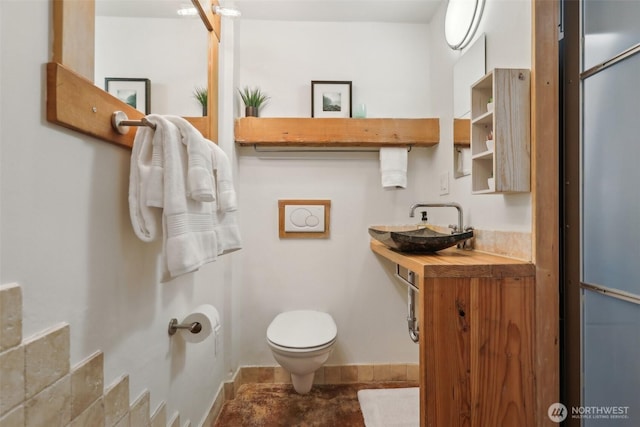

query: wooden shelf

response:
[453,118,470,147]
[234,117,439,147]
[471,68,531,193]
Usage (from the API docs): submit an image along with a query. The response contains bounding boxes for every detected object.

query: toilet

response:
[266,310,337,394]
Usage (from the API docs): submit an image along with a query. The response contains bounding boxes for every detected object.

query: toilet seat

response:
[267,310,337,350]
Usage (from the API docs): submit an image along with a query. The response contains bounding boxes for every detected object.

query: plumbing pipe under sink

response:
[395,265,419,343]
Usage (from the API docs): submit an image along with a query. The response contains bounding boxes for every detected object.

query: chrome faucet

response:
[409,202,464,233]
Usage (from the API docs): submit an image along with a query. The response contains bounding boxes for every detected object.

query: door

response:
[565,1,640,425]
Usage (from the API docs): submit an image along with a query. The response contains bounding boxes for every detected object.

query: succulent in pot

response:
[193,86,208,116]
[238,86,269,117]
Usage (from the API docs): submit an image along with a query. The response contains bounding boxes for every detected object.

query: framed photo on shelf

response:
[311,80,352,118]
[105,78,151,114]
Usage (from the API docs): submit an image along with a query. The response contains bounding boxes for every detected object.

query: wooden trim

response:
[46,63,210,149]
[278,200,331,239]
[210,0,222,41]
[562,1,583,424]
[234,117,440,147]
[49,0,218,147]
[532,0,560,425]
[208,29,220,142]
[47,62,141,148]
[52,0,94,80]
[453,118,470,146]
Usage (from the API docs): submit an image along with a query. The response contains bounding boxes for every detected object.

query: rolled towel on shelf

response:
[379,147,408,189]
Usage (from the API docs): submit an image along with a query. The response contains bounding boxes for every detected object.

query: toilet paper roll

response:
[180,304,220,343]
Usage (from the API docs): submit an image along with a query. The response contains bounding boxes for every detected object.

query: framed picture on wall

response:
[105,78,151,114]
[311,80,352,118]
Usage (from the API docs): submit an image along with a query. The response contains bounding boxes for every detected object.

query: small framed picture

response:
[105,78,151,114]
[311,80,352,118]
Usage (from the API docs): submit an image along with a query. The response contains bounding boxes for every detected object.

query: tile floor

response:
[212,381,419,427]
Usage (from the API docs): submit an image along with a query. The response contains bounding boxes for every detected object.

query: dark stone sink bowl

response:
[369,225,473,253]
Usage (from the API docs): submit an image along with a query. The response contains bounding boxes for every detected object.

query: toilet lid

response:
[267,310,337,349]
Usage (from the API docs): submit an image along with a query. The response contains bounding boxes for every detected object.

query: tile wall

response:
[0,283,203,427]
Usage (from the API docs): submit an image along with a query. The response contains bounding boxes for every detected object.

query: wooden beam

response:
[47,63,209,149]
[207,29,220,143]
[531,0,560,425]
[234,117,440,147]
[52,0,94,80]
[453,118,470,147]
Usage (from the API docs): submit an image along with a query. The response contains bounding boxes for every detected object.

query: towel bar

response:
[252,144,412,153]
[111,111,157,135]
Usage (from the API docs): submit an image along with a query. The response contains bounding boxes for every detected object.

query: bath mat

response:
[357,387,419,427]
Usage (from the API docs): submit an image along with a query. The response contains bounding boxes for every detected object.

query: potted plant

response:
[486,96,494,113]
[193,86,208,116]
[238,86,269,117]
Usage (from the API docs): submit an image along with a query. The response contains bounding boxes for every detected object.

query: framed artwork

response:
[105,78,151,114]
[311,80,352,118]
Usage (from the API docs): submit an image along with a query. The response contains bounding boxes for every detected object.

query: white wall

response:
[231,0,532,367]
[425,0,533,230]
[0,1,233,425]
[96,16,209,117]
[233,20,432,366]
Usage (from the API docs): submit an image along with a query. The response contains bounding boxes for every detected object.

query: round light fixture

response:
[444,0,485,50]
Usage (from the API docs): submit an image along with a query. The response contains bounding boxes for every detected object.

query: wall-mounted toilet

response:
[266,310,337,394]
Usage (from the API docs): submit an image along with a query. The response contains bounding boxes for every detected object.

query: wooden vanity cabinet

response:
[421,275,534,427]
[370,241,535,427]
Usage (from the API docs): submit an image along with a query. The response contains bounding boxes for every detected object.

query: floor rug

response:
[357,387,419,427]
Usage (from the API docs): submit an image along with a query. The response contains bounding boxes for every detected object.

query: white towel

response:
[165,116,216,203]
[210,143,237,212]
[210,143,242,255]
[129,123,162,242]
[155,115,220,279]
[380,147,408,189]
[129,115,241,279]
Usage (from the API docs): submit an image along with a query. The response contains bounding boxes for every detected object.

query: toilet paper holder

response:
[167,318,203,336]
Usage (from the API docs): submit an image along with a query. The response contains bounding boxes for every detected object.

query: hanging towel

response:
[129,115,217,279]
[129,121,162,242]
[145,118,165,208]
[210,142,242,255]
[156,115,219,279]
[380,147,408,189]
[129,115,241,279]
[166,116,241,255]
[210,143,237,212]
[165,116,216,203]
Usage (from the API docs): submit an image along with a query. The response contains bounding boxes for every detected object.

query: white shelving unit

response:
[470,68,531,194]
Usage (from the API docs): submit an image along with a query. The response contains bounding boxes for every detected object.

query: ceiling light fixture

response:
[177,5,199,16]
[444,0,485,50]
[213,5,241,17]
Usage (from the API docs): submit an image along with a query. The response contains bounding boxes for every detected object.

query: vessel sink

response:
[369,225,473,253]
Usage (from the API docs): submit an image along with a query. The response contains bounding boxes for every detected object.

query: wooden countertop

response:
[370,240,534,278]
